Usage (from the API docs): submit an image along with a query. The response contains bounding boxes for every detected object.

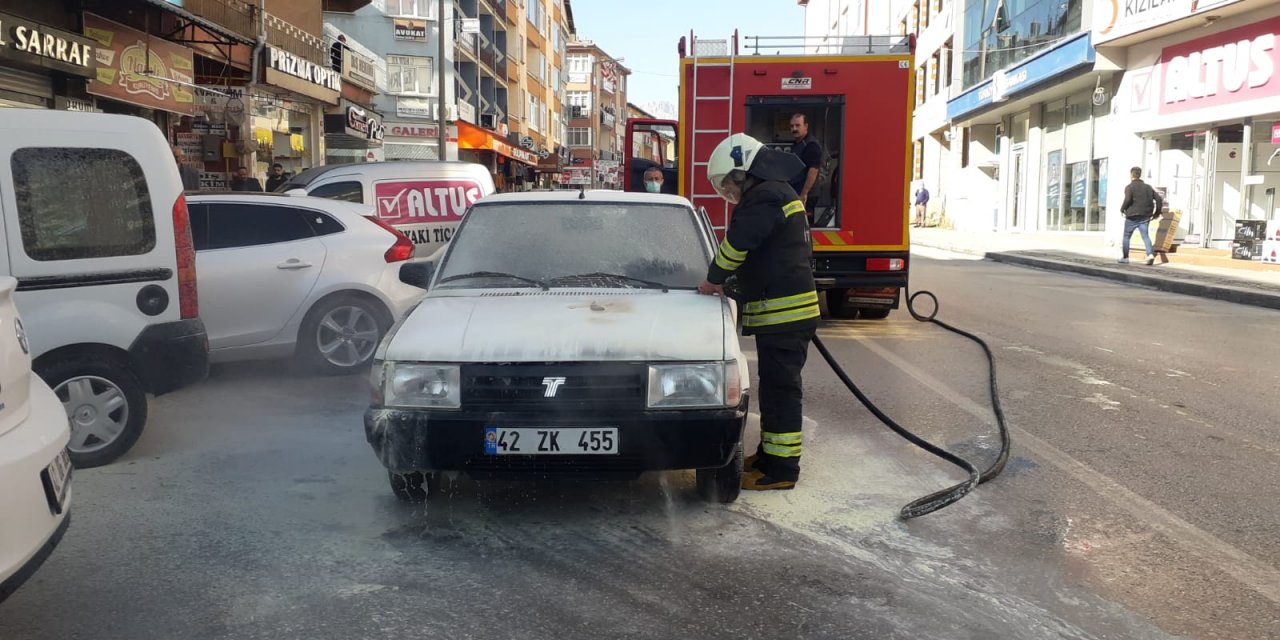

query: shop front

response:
[324,98,385,164]
[948,32,1106,234]
[258,45,339,173]
[383,121,447,161]
[1110,7,1280,250]
[0,10,96,109]
[456,120,538,191]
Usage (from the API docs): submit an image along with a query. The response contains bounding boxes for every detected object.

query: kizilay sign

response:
[0,11,95,77]
[268,46,340,91]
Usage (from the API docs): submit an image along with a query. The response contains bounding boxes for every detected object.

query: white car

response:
[185,194,427,374]
[366,191,751,503]
[0,276,73,603]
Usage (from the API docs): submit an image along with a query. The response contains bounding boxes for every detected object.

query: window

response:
[12,148,156,261]
[528,94,541,131]
[567,91,590,109]
[909,2,919,33]
[962,0,1083,89]
[929,51,940,96]
[307,181,364,203]
[915,66,925,107]
[301,210,345,236]
[194,204,315,251]
[528,48,546,84]
[528,0,545,34]
[913,139,924,180]
[567,127,591,147]
[387,55,434,95]
[567,54,591,74]
[383,0,434,18]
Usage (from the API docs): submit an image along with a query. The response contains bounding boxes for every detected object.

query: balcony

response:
[600,109,615,128]
[265,12,327,66]
[183,0,259,41]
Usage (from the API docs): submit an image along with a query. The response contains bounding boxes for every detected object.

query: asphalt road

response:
[2,251,1278,639]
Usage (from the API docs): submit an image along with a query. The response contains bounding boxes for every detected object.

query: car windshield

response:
[435,201,710,289]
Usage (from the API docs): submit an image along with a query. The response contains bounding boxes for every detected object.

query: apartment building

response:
[565,39,630,189]
[502,0,574,189]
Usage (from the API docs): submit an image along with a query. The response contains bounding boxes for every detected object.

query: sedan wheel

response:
[299,295,388,375]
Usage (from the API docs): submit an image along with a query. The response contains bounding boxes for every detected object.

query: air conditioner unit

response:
[480,113,497,129]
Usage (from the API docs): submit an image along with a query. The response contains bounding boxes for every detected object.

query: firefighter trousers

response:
[753,327,815,482]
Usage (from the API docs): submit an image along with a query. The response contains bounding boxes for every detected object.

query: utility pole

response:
[437,0,448,159]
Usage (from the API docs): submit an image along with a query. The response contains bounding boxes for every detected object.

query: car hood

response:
[384,289,728,362]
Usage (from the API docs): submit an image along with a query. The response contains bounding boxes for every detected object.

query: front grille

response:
[461,362,647,411]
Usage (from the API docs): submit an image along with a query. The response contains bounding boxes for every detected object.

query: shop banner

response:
[393,18,427,41]
[1157,15,1280,116]
[0,11,96,77]
[1094,0,1244,46]
[83,13,195,115]
[1070,161,1089,209]
[1046,150,1062,210]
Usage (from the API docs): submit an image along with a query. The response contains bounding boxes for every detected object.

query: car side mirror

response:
[399,261,436,289]
[284,188,308,197]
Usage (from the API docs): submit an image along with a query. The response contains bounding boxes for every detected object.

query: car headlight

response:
[647,362,741,409]
[379,362,461,409]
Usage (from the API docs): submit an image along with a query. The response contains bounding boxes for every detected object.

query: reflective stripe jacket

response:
[707,180,819,335]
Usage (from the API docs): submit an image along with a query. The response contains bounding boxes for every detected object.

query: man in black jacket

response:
[1120,166,1163,265]
[699,133,817,491]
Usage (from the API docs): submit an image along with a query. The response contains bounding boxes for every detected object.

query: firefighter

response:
[697,133,819,491]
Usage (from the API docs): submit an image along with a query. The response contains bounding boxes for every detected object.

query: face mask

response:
[644,181,662,193]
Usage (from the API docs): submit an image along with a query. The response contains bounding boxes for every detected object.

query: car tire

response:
[298,294,388,376]
[388,470,441,502]
[697,443,743,504]
[858,308,891,320]
[825,289,859,319]
[38,357,148,469]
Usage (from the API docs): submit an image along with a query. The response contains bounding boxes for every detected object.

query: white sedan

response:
[0,276,73,603]
[185,194,426,375]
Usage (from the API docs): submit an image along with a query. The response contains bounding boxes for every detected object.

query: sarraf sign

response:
[83,13,194,115]
[0,11,95,77]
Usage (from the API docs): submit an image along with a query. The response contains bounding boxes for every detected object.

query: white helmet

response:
[707,133,766,204]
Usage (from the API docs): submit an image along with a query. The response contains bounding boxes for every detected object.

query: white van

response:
[276,161,496,257]
[0,111,210,468]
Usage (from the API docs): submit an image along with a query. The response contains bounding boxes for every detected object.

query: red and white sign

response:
[1095,0,1244,45]
[374,179,484,224]
[388,124,439,138]
[1158,17,1280,115]
[1272,121,1280,144]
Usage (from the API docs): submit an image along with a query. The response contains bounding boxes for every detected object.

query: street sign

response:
[460,18,480,34]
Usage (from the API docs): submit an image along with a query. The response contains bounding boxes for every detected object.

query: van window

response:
[200,203,316,250]
[308,181,364,203]
[11,147,157,261]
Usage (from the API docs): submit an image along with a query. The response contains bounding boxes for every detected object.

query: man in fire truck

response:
[698,133,818,491]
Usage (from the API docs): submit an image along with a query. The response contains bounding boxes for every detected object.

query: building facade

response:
[565,39,629,189]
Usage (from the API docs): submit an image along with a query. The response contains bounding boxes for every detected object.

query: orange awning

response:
[456,120,538,165]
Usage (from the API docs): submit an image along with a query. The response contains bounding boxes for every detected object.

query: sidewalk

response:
[910,227,1280,310]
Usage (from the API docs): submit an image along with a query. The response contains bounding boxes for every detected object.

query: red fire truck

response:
[623,32,915,318]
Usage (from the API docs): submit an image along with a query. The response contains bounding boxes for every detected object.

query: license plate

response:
[484,427,619,456]
[41,449,72,515]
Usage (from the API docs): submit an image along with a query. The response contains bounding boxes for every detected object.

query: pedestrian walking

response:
[913,184,930,227]
[699,133,818,491]
[231,166,263,192]
[1119,167,1163,265]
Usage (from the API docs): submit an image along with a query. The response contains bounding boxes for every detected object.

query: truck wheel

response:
[825,289,859,319]
[696,443,743,503]
[39,357,148,469]
[859,308,891,320]
[388,470,441,502]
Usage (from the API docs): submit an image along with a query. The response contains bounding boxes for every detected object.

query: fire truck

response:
[623,32,915,319]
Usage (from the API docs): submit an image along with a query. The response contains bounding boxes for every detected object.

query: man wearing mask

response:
[643,167,665,193]
[698,133,817,491]
[231,166,263,192]
[265,163,288,192]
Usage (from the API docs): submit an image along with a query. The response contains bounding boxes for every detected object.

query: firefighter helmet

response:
[707,133,765,204]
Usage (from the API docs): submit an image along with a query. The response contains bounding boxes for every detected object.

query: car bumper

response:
[365,398,749,475]
[0,379,72,603]
[128,318,209,395]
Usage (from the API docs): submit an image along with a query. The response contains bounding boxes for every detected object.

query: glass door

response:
[1189,130,1215,247]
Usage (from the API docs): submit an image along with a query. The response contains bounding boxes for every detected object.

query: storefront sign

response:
[199,172,229,191]
[0,12,96,77]
[1272,122,1280,144]
[1046,150,1063,210]
[174,132,204,161]
[393,18,427,41]
[265,46,340,104]
[948,33,1095,121]
[389,124,439,138]
[374,179,485,224]
[1070,161,1089,208]
[55,96,98,112]
[83,13,195,115]
[1094,0,1244,45]
[342,49,377,91]
[325,100,384,142]
[397,96,435,119]
[1157,17,1280,116]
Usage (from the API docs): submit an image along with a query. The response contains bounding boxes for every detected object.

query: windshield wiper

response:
[550,272,671,292]
[437,271,550,290]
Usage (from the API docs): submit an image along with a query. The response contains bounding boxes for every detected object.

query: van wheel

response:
[696,443,743,504]
[298,295,387,375]
[858,308,891,320]
[825,289,859,319]
[389,471,440,502]
[39,358,148,469]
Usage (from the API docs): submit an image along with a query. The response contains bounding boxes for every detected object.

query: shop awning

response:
[457,120,538,165]
[140,0,255,45]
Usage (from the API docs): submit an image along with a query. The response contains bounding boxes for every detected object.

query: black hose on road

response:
[812,289,1011,519]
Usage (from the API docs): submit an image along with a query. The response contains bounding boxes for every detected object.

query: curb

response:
[914,241,1280,311]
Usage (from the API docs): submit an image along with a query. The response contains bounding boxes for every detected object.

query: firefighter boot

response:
[741,469,797,491]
